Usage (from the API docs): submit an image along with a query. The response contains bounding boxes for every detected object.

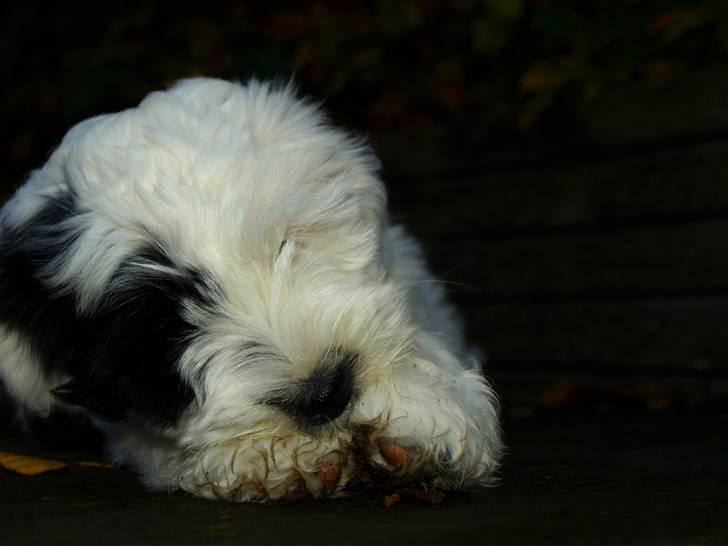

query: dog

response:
[0,78,502,501]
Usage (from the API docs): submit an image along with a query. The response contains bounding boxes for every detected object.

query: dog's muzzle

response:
[267,350,357,426]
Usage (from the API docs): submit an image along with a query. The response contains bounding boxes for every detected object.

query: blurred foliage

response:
[2,0,728,187]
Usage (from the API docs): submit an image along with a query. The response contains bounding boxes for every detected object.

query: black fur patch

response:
[0,193,203,425]
[0,193,81,367]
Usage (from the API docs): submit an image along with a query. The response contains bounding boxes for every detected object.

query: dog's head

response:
[0,79,501,501]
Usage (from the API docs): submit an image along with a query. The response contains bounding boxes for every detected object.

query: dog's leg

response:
[0,325,61,416]
[353,224,503,487]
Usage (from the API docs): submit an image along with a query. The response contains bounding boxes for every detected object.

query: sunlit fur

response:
[0,78,502,501]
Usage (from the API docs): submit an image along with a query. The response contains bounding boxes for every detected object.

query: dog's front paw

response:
[177,434,357,502]
[356,365,502,489]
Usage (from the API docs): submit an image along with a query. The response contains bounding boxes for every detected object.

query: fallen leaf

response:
[383,493,401,508]
[541,380,582,410]
[0,452,68,476]
[519,65,564,93]
[642,61,672,80]
[649,13,674,34]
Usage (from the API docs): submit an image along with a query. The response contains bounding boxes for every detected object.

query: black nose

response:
[272,351,357,426]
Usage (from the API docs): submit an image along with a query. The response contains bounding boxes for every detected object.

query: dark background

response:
[6,0,726,415]
[0,0,728,546]
[1,3,728,544]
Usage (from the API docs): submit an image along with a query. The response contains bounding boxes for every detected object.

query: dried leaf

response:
[0,452,68,476]
[648,13,675,34]
[642,62,672,80]
[541,380,582,410]
[519,64,565,93]
[383,493,401,508]
[648,9,708,43]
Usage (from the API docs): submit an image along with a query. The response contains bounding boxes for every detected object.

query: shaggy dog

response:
[0,78,502,501]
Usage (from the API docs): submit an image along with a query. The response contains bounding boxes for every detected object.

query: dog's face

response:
[0,79,502,501]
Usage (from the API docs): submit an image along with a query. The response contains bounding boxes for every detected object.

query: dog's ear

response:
[47,250,203,425]
[1,193,198,425]
[0,192,81,368]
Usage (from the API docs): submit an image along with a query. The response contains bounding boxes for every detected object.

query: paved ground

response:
[2,410,726,546]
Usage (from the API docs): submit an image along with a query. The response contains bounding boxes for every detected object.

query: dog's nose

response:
[278,351,357,426]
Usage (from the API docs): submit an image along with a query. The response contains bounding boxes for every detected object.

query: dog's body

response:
[0,78,502,501]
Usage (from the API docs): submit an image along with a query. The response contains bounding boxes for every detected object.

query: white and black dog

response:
[0,78,502,501]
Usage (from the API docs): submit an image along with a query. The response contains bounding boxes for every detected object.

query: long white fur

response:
[0,78,503,501]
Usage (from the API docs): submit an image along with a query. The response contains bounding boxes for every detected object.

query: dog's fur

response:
[0,78,502,501]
